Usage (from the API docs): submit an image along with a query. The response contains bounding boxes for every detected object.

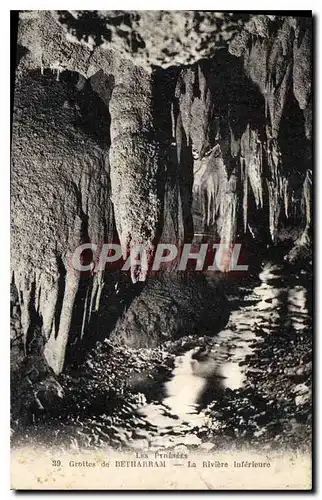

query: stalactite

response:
[44,270,80,374]
[240,124,264,237]
[285,168,312,264]
[193,145,222,233]
[89,275,99,318]
[219,170,238,241]
[303,101,312,141]
[302,169,312,236]
[175,68,194,147]
[230,16,294,139]
[228,15,312,247]
[160,146,182,245]
[175,109,183,166]
[109,66,165,282]
[17,279,32,351]
[88,271,105,316]
[240,156,248,234]
[283,178,290,219]
[293,20,312,111]
[267,181,280,243]
[192,141,239,266]
[80,283,90,340]
[248,139,264,210]
[41,282,60,340]
[176,64,213,158]
[265,136,294,243]
[94,272,105,312]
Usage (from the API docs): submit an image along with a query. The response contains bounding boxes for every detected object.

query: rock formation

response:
[110,275,230,348]
[11,11,312,374]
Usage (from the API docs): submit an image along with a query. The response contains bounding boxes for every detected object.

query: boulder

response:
[110,274,230,348]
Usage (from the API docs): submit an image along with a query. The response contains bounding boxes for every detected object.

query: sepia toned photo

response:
[10,10,313,490]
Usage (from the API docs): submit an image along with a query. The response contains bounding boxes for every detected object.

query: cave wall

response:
[171,16,312,258]
[11,11,312,373]
[11,54,114,374]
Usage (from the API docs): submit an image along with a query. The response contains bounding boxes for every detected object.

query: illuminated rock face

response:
[12,12,312,372]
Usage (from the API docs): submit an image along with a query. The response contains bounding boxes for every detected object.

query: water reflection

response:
[138,348,209,428]
[137,262,311,441]
[163,349,207,419]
